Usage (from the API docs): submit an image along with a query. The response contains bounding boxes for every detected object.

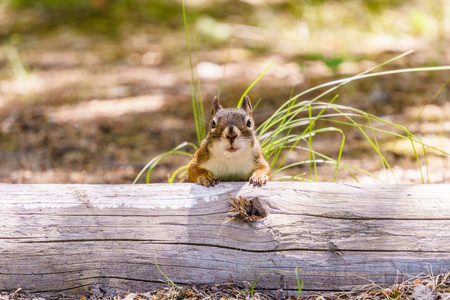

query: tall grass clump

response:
[257,52,450,183]
[133,3,450,185]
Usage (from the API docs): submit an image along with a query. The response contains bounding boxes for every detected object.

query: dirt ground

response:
[2,270,450,299]
[0,37,448,184]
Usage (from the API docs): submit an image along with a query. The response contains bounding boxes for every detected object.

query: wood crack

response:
[14,239,450,254]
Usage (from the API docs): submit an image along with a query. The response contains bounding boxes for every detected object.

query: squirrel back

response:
[182,95,270,187]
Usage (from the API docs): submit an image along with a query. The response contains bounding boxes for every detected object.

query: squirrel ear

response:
[240,95,252,116]
[211,96,223,115]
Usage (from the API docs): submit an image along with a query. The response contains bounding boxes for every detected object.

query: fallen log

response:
[1,182,449,296]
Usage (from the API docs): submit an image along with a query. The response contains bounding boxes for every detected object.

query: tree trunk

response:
[1,182,449,295]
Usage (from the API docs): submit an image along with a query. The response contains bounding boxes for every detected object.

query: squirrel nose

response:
[226,127,238,144]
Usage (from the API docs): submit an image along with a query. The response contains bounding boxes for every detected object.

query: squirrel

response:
[182,95,271,187]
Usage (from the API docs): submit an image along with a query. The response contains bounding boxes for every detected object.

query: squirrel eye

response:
[211,120,216,129]
[246,119,252,128]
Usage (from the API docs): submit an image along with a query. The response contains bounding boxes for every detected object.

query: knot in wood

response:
[227,193,269,223]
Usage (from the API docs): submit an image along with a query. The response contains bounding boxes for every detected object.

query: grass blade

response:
[181,0,205,145]
[217,39,233,99]
[133,142,194,184]
[237,61,275,107]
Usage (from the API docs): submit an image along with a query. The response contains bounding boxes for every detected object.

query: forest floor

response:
[2,270,450,300]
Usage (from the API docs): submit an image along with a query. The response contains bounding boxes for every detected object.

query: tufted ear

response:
[211,96,223,116]
[240,95,252,116]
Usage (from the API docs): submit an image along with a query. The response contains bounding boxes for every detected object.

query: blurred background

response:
[0,0,449,184]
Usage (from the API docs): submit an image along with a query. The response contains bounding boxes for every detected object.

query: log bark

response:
[1,182,450,295]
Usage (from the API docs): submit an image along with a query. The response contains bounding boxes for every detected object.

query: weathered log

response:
[1,182,449,295]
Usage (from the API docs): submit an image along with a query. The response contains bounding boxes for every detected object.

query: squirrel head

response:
[207,95,255,155]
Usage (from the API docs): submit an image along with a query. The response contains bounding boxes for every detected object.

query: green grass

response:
[237,61,275,108]
[256,51,450,183]
[239,268,303,299]
[132,142,195,184]
[295,267,304,299]
[154,256,179,289]
[182,0,206,146]
[151,264,305,299]
[241,269,273,300]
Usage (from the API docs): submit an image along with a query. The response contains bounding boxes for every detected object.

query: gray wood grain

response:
[1,182,449,295]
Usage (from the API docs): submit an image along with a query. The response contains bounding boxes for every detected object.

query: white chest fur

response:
[200,140,255,181]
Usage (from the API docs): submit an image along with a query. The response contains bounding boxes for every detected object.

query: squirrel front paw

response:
[249,173,269,186]
[197,173,220,187]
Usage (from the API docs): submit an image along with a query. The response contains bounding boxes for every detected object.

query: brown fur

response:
[182,96,270,187]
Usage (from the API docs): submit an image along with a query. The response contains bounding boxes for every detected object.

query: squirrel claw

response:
[198,174,220,187]
[249,174,269,187]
